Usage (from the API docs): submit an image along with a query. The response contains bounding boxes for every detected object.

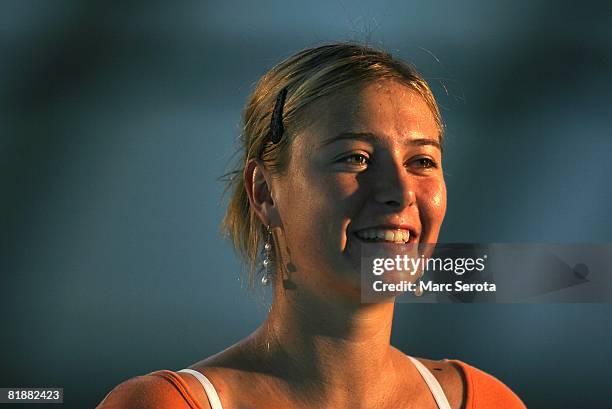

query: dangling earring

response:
[261,225,273,286]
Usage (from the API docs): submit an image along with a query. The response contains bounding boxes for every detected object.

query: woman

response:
[98,43,526,408]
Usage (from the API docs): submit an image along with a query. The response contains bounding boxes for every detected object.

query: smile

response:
[354,228,412,244]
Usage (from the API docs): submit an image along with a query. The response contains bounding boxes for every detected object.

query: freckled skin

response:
[270,80,446,298]
[186,80,460,409]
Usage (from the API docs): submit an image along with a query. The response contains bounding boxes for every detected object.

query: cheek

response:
[285,176,365,272]
[417,178,447,227]
[280,172,356,243]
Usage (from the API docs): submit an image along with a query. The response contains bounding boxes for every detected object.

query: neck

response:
[251,282,402,407]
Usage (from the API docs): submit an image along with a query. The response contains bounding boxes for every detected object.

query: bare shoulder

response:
[179,362,259,409]
[175,370,219,409]
[97,370,211,409]
[413,357,466,409]
[180,343,293,409]
[177,349,251,409]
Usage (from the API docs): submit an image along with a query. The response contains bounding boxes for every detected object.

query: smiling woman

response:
[97,43,526,409]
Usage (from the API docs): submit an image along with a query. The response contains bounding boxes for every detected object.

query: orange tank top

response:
[97,359,526,408]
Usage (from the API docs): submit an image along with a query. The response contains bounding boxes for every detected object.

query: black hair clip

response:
[267,87,288,144]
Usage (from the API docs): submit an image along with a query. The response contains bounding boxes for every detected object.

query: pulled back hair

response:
[222,43,443,289]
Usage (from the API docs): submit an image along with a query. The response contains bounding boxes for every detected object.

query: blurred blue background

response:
[1,0,611,407]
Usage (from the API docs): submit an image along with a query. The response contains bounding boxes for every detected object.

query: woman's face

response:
[269,79,446,296]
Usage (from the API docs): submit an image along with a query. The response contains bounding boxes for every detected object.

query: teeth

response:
[355,228,411,243]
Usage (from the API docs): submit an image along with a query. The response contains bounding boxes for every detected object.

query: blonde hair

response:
[222,43,443,289]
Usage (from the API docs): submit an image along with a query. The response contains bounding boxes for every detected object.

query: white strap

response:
[179,360,449,409]
[178,369,224,409]
[407,356,452,409]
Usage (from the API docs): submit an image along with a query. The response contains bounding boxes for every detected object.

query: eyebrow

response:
[319,132,442,150]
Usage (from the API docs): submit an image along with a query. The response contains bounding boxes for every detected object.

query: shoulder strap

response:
[407,356,452,409]
[178,369,224,409]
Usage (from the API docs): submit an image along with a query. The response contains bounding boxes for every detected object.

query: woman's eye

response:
[412,158,437,169]
[341,154,370,166]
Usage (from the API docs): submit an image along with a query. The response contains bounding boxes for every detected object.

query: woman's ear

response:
[244,159,279,227]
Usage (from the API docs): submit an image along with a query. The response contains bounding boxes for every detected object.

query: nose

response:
[372,160,416,208]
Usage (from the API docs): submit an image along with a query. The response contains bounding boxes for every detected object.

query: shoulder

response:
[412,357,466,409]
[96,370,212,409]
[446,359,526,409]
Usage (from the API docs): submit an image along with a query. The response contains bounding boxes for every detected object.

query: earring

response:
[261,225,273,286]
